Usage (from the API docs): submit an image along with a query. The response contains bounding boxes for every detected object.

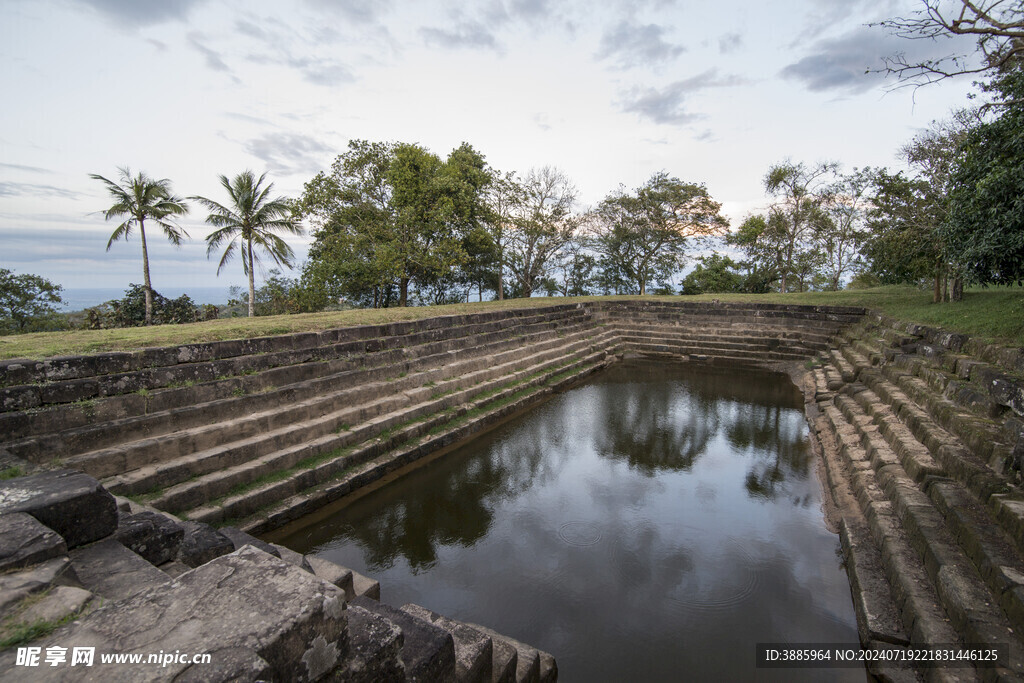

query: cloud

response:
[0,182,81,200]
[188,32,230,72]
[236,21,356,86]
[420,21,501,51]
[0,163,52,174]
[718,32,742,54]
[780,23,977,94]
[242,132,332,176]
[301,0,393,25]
[621,70,746,125]
[71,0,205,26]
[596,21,685,68]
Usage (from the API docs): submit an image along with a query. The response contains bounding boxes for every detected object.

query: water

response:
[272,361,863,682]
[60,286,236,311]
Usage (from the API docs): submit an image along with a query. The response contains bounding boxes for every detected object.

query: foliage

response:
[193,170,303,317]
[0,269,65,334]
[943,69,1024,286]
[90,167,189,325]
[862,170,943,285]
[680,254,745,295]
[818,167,872,290]
[298,140,491,307]
[726,214,784,291]
[105,284,198,327]
[591,172,728,296]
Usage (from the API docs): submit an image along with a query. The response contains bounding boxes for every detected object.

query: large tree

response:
[504,167,577,298]
[193,171,303,317]
[762,161,837,293]
[90,167,189,325]
[592,172,727,295]
[0,269,64,333]
[817,167,872,291]
[298,140,490,307]
[943,68,1024,286]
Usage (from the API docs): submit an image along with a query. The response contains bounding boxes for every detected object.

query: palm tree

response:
[193,171,303,317]
[90,168,190,325]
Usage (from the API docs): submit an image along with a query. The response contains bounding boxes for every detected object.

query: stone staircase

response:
[0,469,555,682]
[1,301,861,535]
[811,314,1024,681]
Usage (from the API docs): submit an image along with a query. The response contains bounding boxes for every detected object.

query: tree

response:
[680,254,745,295]
[762,161,837,293]
[298,140,491,307]
[818,167,872,291]
[505,167,577,298]
[482,170,526,300]
[193,171,303,317]
[90,167,189,325]
[0,269,64,333]
[943,68,1024,285]
[592,172,728,296]
[726,214,785,292]
[875,0,1024,88]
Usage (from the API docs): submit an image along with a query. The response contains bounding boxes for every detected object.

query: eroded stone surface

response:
[176,520,234,568]
[0,470,116,548]
[352,596,455,683]
[69,538,169,601]
[401,603,493,683]
[114,510,183,565]
[0,511,67,571]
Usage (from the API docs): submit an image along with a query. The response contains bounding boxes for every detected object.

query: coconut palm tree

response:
[90,167,190,325]
[193,171,303,317]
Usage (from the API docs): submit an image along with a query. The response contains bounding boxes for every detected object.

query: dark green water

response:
[275,361,863,681]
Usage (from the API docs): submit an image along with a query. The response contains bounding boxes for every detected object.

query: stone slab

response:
[0,546,348,682]
[401,603,492,683]
[69,538,169,601]
[114,510,183,565]
[467,623,542,683]
[176,520,235,568]
[219,526,282,558]
[351,596,456,683]
[0,511,67,571]
[18,585,94,624]
[307,556,354,596]
[342,604,405,683]
[0,470,117,548]
[0,556,80,619]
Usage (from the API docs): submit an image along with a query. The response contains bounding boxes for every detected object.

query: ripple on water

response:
[557,520,603,547]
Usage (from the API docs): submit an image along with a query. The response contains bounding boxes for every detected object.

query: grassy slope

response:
[1,285,1022,360]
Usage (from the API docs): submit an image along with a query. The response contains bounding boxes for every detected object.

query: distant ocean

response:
[60,287,236,312]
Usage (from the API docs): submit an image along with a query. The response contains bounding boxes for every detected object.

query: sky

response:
[0,0,980,295]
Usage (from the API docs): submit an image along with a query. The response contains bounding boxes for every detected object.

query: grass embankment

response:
[1,285,1022,360]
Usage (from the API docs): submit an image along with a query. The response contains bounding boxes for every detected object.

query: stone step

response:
[615,330,822,355]
[67,538,170,602]
[465,622,556,683]
[341,604,406,682]
[351,596,457,683]
[3,312,593,462]
[826,401,1024,675]
[88,324,604,484]
[186,349,610,528]
[611,321,838,345]
[121,331,612,507]
[401,604,494,683]
[619,339,812,362]
[242,353,610,535]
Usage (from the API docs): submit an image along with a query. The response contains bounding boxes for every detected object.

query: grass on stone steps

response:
[6,286,1022,360]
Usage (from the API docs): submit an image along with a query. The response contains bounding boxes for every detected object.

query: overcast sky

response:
[1,0,978,293]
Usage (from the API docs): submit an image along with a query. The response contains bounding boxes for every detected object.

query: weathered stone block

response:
[351,596,456,683]
[69,538,169,601]
[176,520,234,567]
[343,604,405,683]
[1,547,348,682]
[401,603,493,683]
[0,512,67,571]
[307,556,354,595]
[18,585,93,624]
[114,510,184,565]
[0,470,117,548]
[219,526,281,558]
[0,556,80,619]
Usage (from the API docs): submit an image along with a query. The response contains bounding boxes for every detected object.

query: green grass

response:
[2,286,1022,360]
[0,465,26,480]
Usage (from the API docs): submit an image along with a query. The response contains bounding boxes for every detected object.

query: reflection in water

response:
[276,361,862,682]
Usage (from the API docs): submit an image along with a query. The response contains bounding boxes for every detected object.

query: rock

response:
[219,526,281,558]
[468,623,541,683]
[176,520,234,568]
[69,538,169,601]
[18,585,93,624]
[0,546,349,682]
[351,569,381,601]
[114,510,183,565]
[342,605,405,683]
[351,596,456,683]
[0,512,67,571]
[307,556,354,596]
[0,470,117,548]
[401,603,492,683]
[0,556,80,619]
[270,542,313,573]
[157,560,192,579]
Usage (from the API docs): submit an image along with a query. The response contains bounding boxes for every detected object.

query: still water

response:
[275,360,863,681]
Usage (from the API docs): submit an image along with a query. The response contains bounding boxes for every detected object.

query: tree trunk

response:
[399,277,409,307]
[943,275,949,303]
[247,239,256,318]
[933,272,942,303]
[951,276,963,302]
[140,219,153,325]
[639,279,646,296]
[478,283,483,302]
